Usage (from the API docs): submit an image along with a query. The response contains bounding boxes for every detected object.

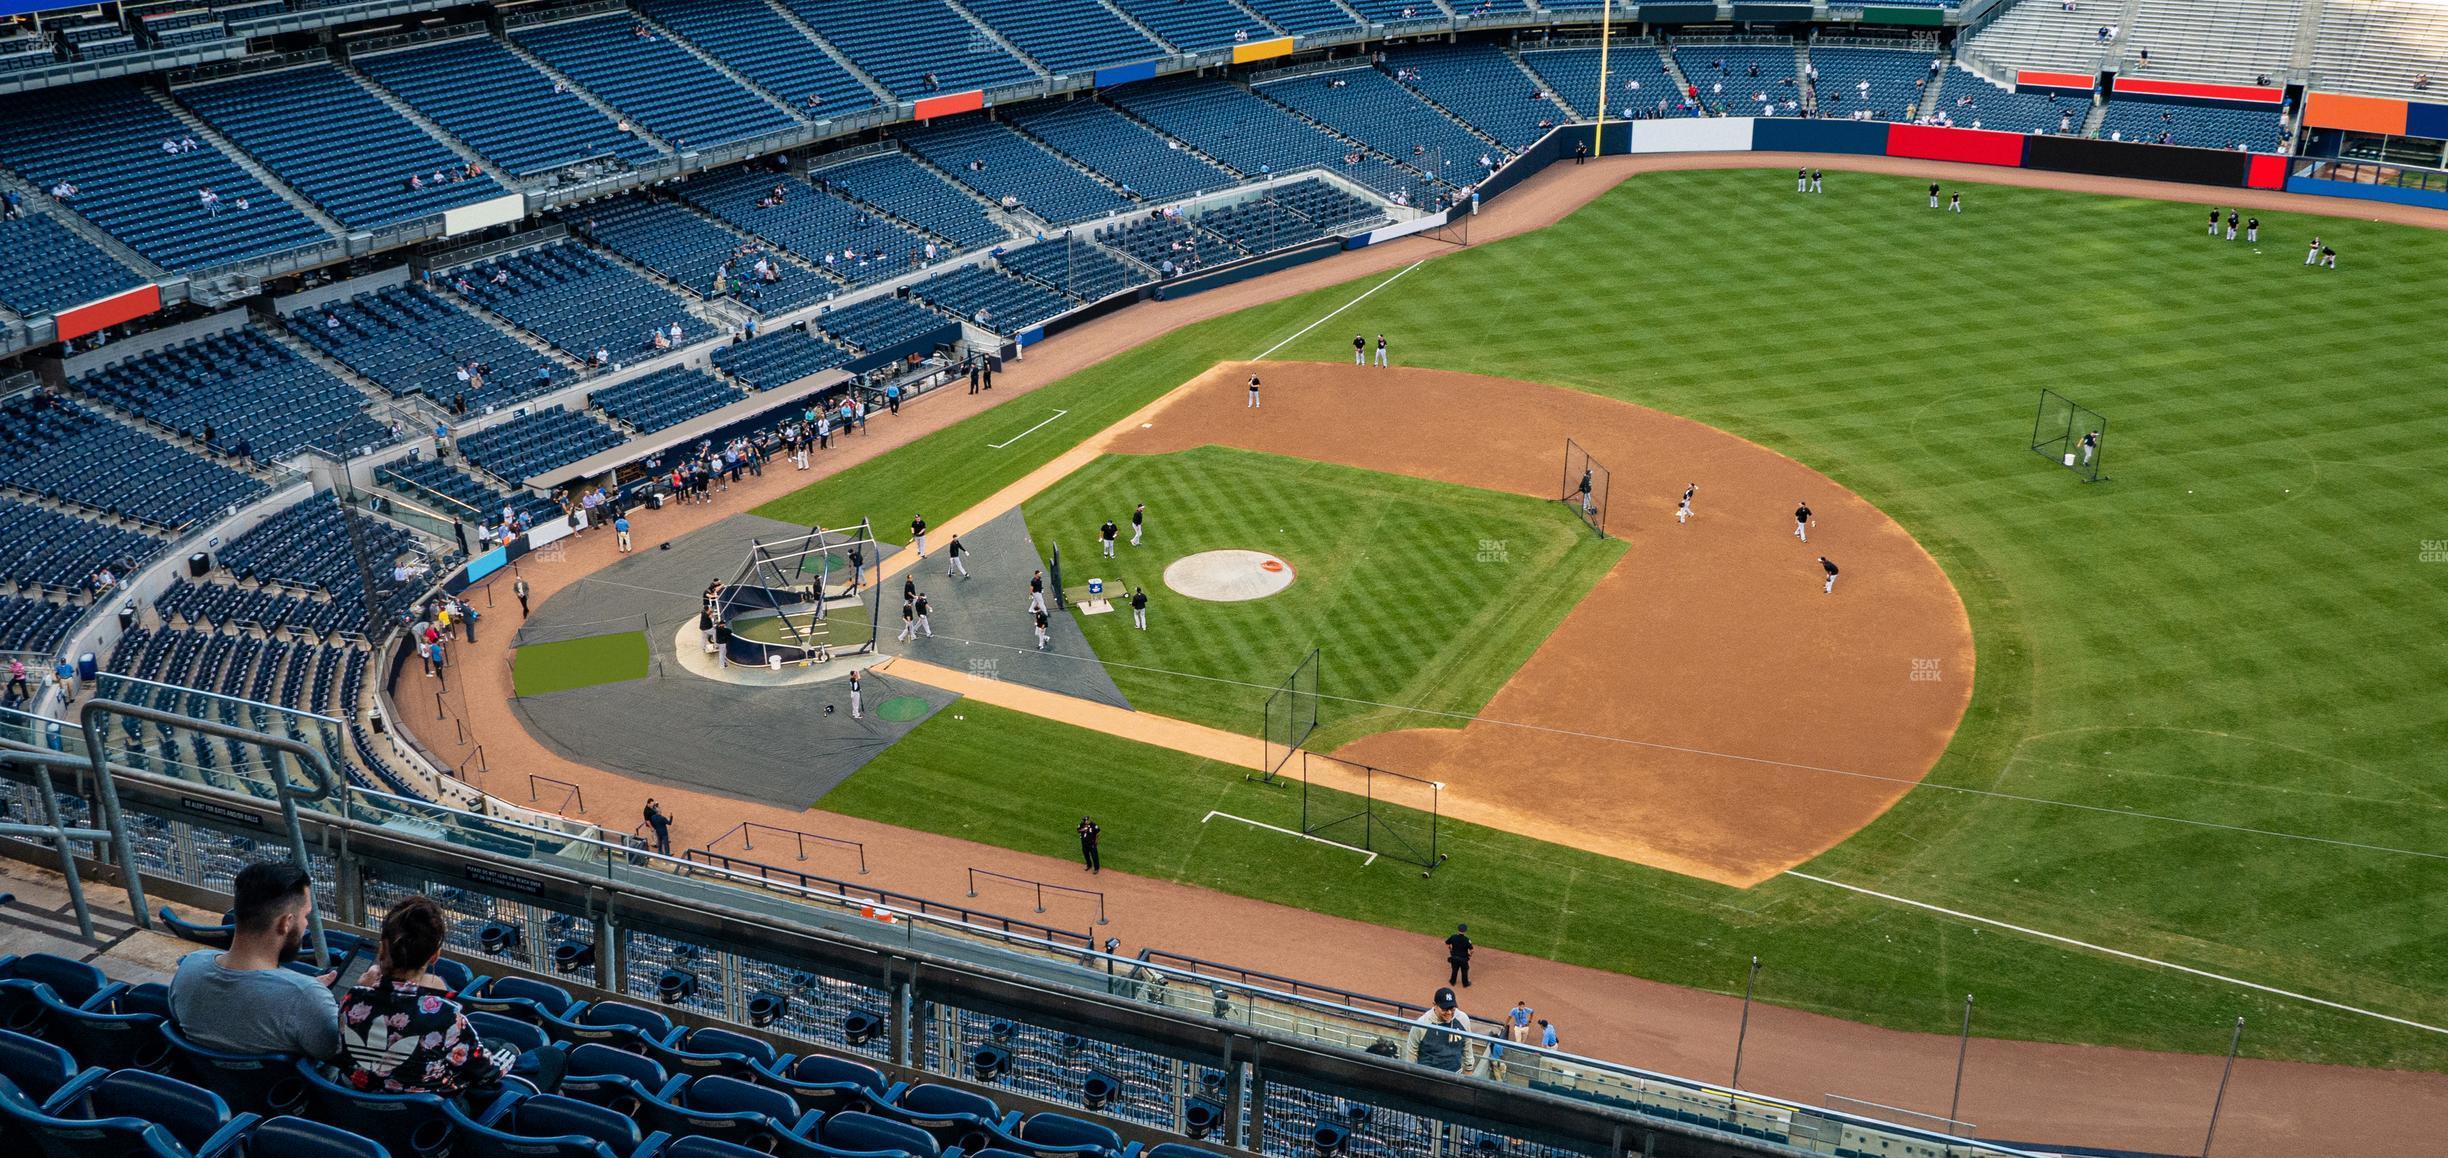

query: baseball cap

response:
[1433,987,1458,1010]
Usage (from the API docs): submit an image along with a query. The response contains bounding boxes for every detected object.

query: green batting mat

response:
[512,631,651,697]
[795,552,849,578]
[874,695,931,722]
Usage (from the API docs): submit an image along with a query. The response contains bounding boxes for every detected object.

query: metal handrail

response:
[965,867,1107,924]
[0,743,127,936]
[77,697,335,963]
[707,820,865,874]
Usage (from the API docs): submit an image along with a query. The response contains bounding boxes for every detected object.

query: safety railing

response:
[680,847,1097,953]
[966,867,1107,925]
[526,771,581,814]
[707,820,865,874]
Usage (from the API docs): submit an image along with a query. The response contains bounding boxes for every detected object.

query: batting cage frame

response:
[1560,437,1612,537]
[1300,751,1447,875]
[2031,389,2108,483]
[713,519,883,663]
[1254,648,1320,783]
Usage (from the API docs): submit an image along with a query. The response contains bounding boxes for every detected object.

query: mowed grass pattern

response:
[1022,447,1623,747]
[790,170,2448,1069]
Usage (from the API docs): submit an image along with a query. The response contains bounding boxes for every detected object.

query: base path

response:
[1104,361,1973,886]
[398,153,2448,1157]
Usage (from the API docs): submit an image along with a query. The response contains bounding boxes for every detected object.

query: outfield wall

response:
[1496,118,2425,210]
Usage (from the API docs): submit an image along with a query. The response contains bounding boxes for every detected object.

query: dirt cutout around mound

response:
[1107,362,1974,887]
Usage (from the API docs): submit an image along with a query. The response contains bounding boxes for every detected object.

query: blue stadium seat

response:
[450,242,710,363]
[174,66,509,230]
[1105,79,1416,198]
[354,36,663,177]
[641,1025,788,1081]
[511,16,796,150]
[636,1074,797,1149]
[871,1082,1012,1152]
[446,1091,652,1158]
[960,0,1161,76]
[556,1043,673,1111]
[1382,43,1561,149]
[454,407,627,484]
[1517,45,1679,120]
[591,366,744,433]
[899,115,1132,225]
[810,295,953,354]
[775,0,1035,100]
[575,194,833,314]
[765,1053,896,1117]
[998,236,1150,301]
[1009,100,1237,203]
[794,1110,943,1158]
[1234,0,1354,35]
[0,1028,94,1105]
[982,1110,1125,1157]
[244,1116,387,1158]
[294,1062,460,1158]
[15,1068,259,1158]
[816,152,1007,249]
[29,983,168,1072]
[0,81,332,270]
[72,327,394,461]
[711,328,853,391]
[1937,67,2087,134]
[677,166,941,287]
[636,0,874,121]
[2098,97,2286,151]
[288,284,549,406]
[1109,0,1269,52]
[1255,68,1490,191]
[156,1026,304,1116]
[0,214,148,317]
[1096,214,1238,277]
[1807,46,1937,122]
[909,264,1075,333]
[0,395,268,531]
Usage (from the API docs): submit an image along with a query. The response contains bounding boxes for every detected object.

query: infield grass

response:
[1020,447,1624,747]
[511,631,651,697]
[792,170,2448,1070]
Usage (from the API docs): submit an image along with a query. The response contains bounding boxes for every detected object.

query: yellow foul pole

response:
[1593,1,1613,157]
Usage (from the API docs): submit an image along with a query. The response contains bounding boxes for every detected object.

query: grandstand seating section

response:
[0,395,268,530]
[0,81,331,271]
[0,951,1241,1158]
[0,214,147,317]
[377,455,561,525]
[452,242,710,364]
[173,66,508,230]
[0,497,164,596]
[216,494,429,621]
[0,593,84,658]
[1518,45,1683,120]
[2099,96,2287,151]
[2311,0,2448,100]
[998,236,1150,301]
[1962,0,2114,75]
[576,193,833,314]
[1009,99,1238,203]
[1672,44,1801,111]
[1940,68,2088,134]
[355,37,664,177]
[678,167,938,286]
[636,0,875,119]
[2123,0,2302,84]
[1097,214,1237,274]
[775,0,1037,99]
[1257,67,1493,189]
[71,327,393,461]
[289,284,551,406]
[1192,195,1321,252]
[1110,0,1270,53]
[910,264,1075,333]
[1236,0,1355,36]
[898,115,1132,225]
[817,152,1007,249]
[813,294,952,352]
[711,327,854,391]
[1807,46,1939,119]
[511,15,796,150]
[959,0,1162,76]
[591,364,744,431]
[1383,43,1556,149]
[455,405,626,482]
[1263,177,1381,230]
[1107,79,1417,197]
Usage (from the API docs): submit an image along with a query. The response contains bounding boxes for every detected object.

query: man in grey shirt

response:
[168,861,343,1060]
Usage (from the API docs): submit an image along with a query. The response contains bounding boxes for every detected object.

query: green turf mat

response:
[512,631,651,697]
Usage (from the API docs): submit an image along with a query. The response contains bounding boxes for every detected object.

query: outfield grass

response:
[788,169,2448,1069]
[512,631,650,697]
[1021,447,1623,747]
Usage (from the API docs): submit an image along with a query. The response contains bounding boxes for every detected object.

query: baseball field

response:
[760,168,2448,1071]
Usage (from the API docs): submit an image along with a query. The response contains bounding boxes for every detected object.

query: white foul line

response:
[1254,260,1426,361]
[1784,871,2448,1036]
[988,409,1069,449]
[1204,811,1377,865]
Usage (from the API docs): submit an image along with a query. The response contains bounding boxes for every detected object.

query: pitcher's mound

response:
[1164,550,1295,602]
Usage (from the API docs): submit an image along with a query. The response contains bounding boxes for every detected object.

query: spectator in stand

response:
[1406,988,1475,1073]
[336,896,517,1096]
[168,861,345,1060]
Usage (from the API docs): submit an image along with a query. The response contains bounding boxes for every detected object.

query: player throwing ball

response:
[1793,502,1812,542]
[1675,483,1696,525]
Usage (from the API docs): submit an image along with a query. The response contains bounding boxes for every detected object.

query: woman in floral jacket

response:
[336,895,514,1097]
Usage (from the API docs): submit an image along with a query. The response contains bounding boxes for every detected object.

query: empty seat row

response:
[287,283,553,407]
[897,115,1132,226]
[0,395,268,530]
[456,406,627,484]
[591,366,744,433]
[355,36,664,178]
[1009,99,1238,204]
[511,15,798,151]
[71,326,394,462]
[996,237,1149,302]
[678,167,942,288]
[451,242,711,364]
[0,495,166,595]
[0,214,150,318]
[816,152,1009,250]
[574,194,834,315]
[710,328,854,392]
[908,265,1075,334]
[811,295,952,353]
[377,456,563,526]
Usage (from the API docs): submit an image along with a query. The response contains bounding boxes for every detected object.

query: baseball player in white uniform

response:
[1675,483,1695,524]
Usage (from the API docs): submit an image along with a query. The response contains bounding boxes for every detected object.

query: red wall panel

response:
[2016,69,2096,92]
[2246,154,2289,190]
[1884,124,2028,167]
[53,283,161,341]
[2111,76,2284,104]
[912,90,984,120]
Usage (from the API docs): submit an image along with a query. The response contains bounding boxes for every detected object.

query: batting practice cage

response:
[1256,648,1320,783]
[712,520,883,666]
[1560,437,1612,537]
[2032,389,2109,482]
[1301,752,1447,875]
